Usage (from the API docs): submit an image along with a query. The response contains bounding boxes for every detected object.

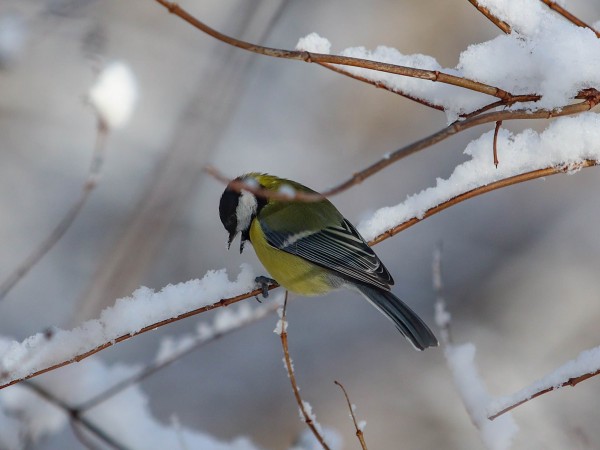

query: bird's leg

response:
[255,276,277,299]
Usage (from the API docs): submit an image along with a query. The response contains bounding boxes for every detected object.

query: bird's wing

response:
[262,218,394,290]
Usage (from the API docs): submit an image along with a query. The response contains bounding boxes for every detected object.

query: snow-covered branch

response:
[488,346,600,420]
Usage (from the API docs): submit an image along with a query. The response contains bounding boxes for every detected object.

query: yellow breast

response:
[249,219,334,296]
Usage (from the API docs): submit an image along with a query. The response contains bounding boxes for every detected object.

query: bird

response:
[218,173,438,350]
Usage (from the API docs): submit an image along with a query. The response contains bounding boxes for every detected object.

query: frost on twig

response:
[334,380,368,450]
[277,292,333,450]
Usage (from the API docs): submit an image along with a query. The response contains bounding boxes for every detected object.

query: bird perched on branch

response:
[219,173,437,350]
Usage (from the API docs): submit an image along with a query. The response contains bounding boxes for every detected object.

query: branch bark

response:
[154,0,514,101]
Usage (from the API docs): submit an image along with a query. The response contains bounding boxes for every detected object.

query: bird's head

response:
[218,174,267,253]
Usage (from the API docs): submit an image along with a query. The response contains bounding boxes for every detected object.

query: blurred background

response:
[1,0,600,448]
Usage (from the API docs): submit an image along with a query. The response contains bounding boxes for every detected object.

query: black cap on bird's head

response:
[218,177,266,253]
[219,187,241,249]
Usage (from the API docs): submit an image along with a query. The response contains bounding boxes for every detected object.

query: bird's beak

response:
[227,231,237,250]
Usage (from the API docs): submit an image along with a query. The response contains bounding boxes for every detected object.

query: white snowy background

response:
[1,0,600,449]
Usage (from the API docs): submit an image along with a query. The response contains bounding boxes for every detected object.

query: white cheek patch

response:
[236,190,258,232]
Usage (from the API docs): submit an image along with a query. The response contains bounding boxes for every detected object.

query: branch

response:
[334,380,368,450]
[466,0,512,34]
[22,381,129,450]
[322,97,599,197]
[154,0,514,101]
[489,370,600,420]
[207,96,599,200]
[75,302,278,412]
[2,158,598,390]
[278,292,331,450]
[319,62,446,111]
[539,0,600,38]
[0,121,108,301]
[0,284,278,390]
[370,159,599,245]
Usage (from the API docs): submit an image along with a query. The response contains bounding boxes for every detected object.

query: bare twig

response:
[22,381,129,450]
[0,121,108,301]
[70,421,105,450]
[493,120,502,167]
[489,368,600,420]
[279,292,331,450]
[334,380,368,450]
[76,302,278,412]
[154,0,514,101]
[321,63,446,111]
[459,94,542,119]
[539,0,600,38]
[467,0,512,34]
[204,166,324,202]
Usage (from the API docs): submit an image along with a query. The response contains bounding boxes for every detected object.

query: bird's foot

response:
[255,276,277,299]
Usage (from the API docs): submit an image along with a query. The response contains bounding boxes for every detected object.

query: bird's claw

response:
[255,276,276,298]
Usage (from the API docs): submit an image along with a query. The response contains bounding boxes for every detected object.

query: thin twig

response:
[207,97,600,200]
[539,0,600,38]
[76,303,278,412]
[70,420,105,450]
[322,96,600,197]
[204,166,324,202]
[489,368,600,420]
[459,94,542,119]
[154,0,513,101]
[279,291,331,450]
[493,120,502,167]
[467,0,512,34]
[0,121,109,301]
[22,381,129,450]
[2,159,598,390]
[321,62,446,111]
[334,380,368,450]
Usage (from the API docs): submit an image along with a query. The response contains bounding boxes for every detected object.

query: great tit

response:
[219,173,438,350]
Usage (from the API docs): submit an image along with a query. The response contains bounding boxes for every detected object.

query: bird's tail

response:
[355,284,438,351]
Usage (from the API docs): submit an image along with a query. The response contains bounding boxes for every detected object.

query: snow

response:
[0,265,257,387]
[274,305,288,335]
[88,61,138,129]
[295,32,331,54]
[488,344,600,418]
[0,354,262,450]
[296,2,600,121]
[445,343,518,450]
[358,113,600,241]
